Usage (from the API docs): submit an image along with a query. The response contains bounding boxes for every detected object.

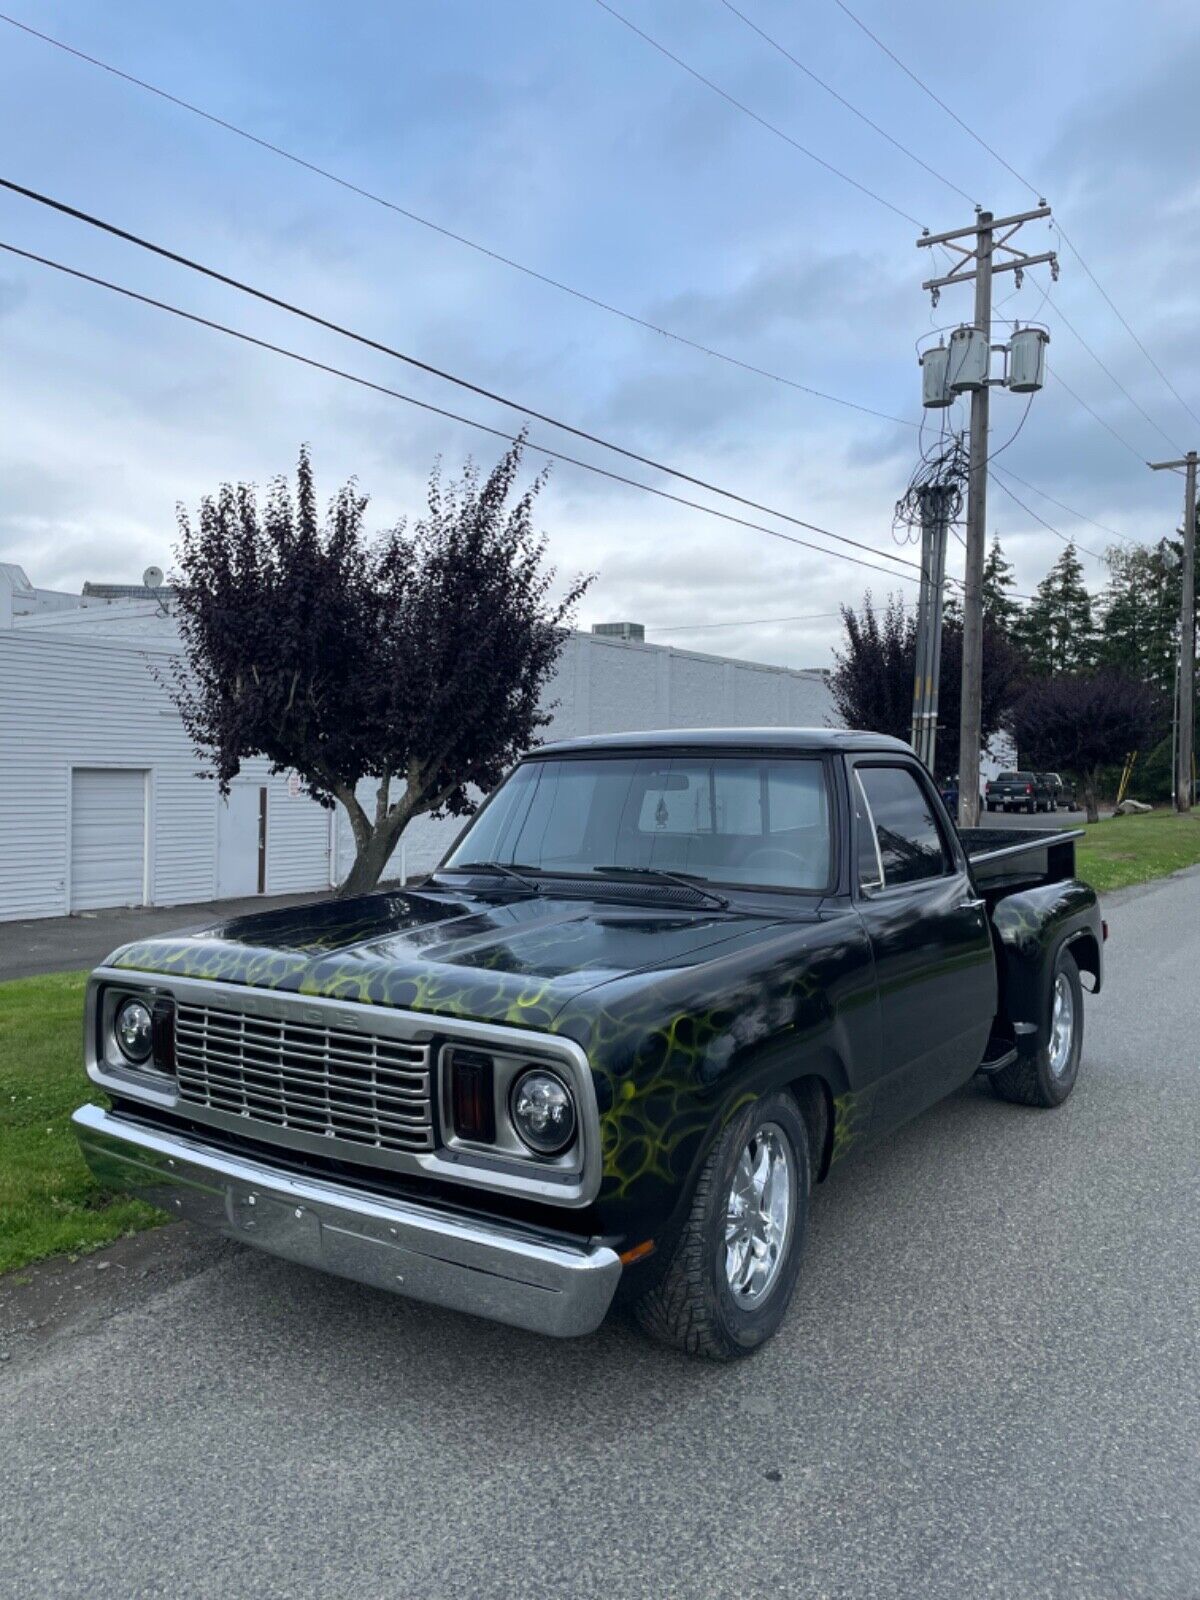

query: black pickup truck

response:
[74,729,1103,1360]
[985,770,1054,813]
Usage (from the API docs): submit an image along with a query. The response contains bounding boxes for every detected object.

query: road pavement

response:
[0,886,395,982]
[2,867,1197,1599]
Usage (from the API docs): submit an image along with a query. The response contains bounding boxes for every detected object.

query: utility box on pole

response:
[921,342,953,408]
[948,325,990,392]
[1008,326,1049,392]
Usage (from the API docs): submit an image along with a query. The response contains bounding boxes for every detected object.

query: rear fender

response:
[991,880,1103,1056]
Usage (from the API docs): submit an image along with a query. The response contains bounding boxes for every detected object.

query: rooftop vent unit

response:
[592,622,645,643]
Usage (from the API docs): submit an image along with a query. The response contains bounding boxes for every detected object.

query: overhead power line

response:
[0,175,929,578]
[0,16,1143,568]
[650,610,841,631]
[830,0,1199,443]
[0,238,931,590]
[1045,368,1149,467]
[0,9,915,434]
[990,463,1131,546]
[589,0,925,228]
[1053,224,1200,432]
[2,10,1129,543]
[988,470,1107,563]
[716,0,976,206]
[830,0,1040,197]
[1047,294,1183,455]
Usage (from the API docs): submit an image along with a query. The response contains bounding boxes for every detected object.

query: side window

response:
[856,765,950,887]
[852,771,884,891]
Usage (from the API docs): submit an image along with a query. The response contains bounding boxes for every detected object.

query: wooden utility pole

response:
[917,204,1056,827]
[910,482,952,773]
[1149,450,1197,812]
[958,213,993,828]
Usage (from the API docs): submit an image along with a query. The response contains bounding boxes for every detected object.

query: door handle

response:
[959,897,985,911]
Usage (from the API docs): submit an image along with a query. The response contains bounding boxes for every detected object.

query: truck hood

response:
[109,885,808,1033]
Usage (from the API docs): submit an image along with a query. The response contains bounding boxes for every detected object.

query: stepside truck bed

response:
[959,826,1085,895]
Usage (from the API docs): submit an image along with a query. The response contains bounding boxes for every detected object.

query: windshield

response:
[444,754,833,892]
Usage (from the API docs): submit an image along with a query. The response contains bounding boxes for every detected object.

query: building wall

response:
[336,631,836,883]
[0,622,834,920]
[0,630,335,921]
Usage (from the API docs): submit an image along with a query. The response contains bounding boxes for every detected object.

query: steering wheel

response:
[741,846,807,874]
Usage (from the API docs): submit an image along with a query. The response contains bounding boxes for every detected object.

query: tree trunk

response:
[1081,770,1101,824]
[338,824,405,898]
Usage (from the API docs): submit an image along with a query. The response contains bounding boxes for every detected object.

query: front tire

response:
[990,948,1084,1108]
[634,1091,811,1360]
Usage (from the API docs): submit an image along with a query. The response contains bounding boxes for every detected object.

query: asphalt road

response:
[0,885,395,982]
[3,868,1198,1599]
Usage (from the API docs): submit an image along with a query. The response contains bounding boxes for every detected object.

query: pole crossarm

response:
[915,205,1050,249]
[922,250,1057,293]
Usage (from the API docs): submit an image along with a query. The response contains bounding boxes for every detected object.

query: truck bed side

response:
[958,826,1103,1061]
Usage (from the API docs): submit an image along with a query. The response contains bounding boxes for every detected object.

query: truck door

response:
[849,758,996,1133]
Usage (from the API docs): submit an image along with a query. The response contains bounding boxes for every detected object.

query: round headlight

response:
[509,1069,577,1156]
[114,996,154,1064]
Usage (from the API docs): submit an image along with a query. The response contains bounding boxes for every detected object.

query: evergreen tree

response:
[1017,541,1096,676]
[1098,537,1182,698]
[981,536,1021,632]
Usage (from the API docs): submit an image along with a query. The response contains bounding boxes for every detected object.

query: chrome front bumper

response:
[72,1104,621,1338]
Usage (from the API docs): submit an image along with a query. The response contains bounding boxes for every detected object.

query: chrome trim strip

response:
[72,1104,620,1338]
[84,967,603,1208]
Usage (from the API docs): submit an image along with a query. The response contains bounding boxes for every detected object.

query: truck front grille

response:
[174,1001,434,1153]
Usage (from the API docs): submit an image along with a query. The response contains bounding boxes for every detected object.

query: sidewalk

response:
[0,886,374,982]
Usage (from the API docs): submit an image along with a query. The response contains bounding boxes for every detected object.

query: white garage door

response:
[70,768,147,912]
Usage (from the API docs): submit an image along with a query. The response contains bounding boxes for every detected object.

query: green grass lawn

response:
[0,972,164,1275]
[1076,809,1200,893]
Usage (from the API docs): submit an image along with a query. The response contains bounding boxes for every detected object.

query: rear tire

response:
[990,948,1083,1108]
[634,1091,811,1361]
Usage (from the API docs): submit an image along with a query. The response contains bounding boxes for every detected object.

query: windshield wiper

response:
[437,861,541,894]
[590,864,729,910]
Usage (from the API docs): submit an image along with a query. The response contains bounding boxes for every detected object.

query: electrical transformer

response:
[1007,325,1049,393]
[921,341,952,409]
[948,325,990,391]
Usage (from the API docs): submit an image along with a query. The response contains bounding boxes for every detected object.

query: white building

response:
[0,566,835,922]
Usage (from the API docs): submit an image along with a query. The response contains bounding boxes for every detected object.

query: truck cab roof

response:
[533,727,913,758]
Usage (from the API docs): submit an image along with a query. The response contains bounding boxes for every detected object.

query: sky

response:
[1,0,1198,671]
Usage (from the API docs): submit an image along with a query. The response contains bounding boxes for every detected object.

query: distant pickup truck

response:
[986,770,1055,813]
[74,730,1103,1361]
[1040,772,1077,811]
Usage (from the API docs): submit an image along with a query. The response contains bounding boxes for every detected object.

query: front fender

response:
[991,880,1102,1055]
[552,910,877,1243]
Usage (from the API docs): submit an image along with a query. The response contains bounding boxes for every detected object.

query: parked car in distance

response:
[985,770,1054,813]
[1039,772,1077,810]
[73,729,1103,1361]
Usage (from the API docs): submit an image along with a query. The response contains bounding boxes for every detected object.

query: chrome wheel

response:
[1048,971,1075,1077]
[724,1123,795,1308]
